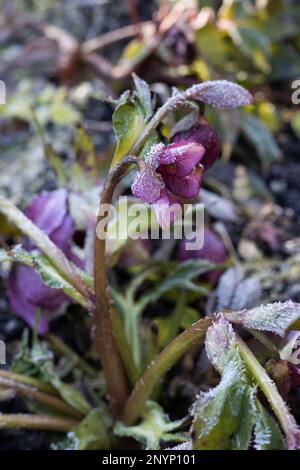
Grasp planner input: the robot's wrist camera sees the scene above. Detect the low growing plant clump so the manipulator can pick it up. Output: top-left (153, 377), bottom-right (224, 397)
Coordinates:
top-left (1, 75), bottom-right (300, 451)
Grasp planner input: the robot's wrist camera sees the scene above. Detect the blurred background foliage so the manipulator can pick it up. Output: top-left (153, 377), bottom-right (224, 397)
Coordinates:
top-left (1, 0), bottom-right (299, 205)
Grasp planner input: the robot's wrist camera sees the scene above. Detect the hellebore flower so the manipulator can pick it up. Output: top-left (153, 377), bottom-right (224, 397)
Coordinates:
top-left (173, 118), bottom-right (220, 171)
top-left (131, 141), bottom-right (206, 227)
top-left (178, 227), bottom-right (227, 284)
top-left (8, 189), bottom-right (77, 335)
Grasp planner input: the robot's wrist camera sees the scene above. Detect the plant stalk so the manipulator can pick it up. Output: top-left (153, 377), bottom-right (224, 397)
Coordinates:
top-left (122, 315), bottom-right (214, 424)
top-left (0, 414), bottom-right (78, 432)
top-left (93, 156), bottom-right (138, 417)
top-left (0, 377), bottom-right (84, 420)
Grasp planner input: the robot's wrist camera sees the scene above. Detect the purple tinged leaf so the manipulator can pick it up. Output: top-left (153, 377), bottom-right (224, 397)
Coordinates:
top-left (186, 80), bottom-right (253, 109)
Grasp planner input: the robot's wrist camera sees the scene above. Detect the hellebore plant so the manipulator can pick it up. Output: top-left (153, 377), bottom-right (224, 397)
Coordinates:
top-left (2, 78), bottom-right (300, 450)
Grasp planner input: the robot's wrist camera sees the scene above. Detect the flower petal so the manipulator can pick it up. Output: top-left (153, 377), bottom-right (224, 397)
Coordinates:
top-left (174, 119), bottom-right (220, 170)
top-left (163, 165), bottom-right (204, 198)
top-left (153, 190), bottom-right (182, 229)
top-left (159, 141), bottom-right (205, 177)
top-left (25, 188), bottom-right (68, 238)
top-left (8, 264), bottom-right (68, 335)
top-left (178, 227), bottom-right (227, 283)
top-left (131, 166), bottom-right (164, 204)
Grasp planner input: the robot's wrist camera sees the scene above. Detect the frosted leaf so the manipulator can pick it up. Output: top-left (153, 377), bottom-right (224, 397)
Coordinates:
top-left (191, 350), bottom-right (251, 450)
top-left (225, 300), bottom-right (300, 336)
top-left (205, 316), bottom-right (237, 373)
top-left (166, 442), bottom-right (192, 450)
top-left (186, 80), bottom-right (253, 109)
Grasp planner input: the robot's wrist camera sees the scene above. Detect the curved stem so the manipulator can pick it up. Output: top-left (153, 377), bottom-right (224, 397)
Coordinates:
top-left (93, 156), bottom-right (138, 417)
top-left (0, 370), bottom-right (58, 395)
top-left (122, 315), bottom-right (214, 425)
top-left (0, 376), bottom-right (84, 420)
top-left (0, 414), bottom-right (78, 432)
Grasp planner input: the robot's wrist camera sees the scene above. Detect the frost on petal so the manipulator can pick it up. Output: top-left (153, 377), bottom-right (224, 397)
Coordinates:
top-left (163, 165), bottom-right (204, 198)
top-left (145, 143), bottom-right (166, 169)
top-left (131, 166), bottom-right (164, 204)
top-left (159, 141), bottom-right (205, 177)
top-left (186, 80), bottom-right (253, 109)
top-left (153, 190), bottom-right (181, 229)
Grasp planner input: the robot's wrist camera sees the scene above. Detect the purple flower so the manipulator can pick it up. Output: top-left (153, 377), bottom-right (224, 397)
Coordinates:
top-left (173, 118), bottom-right (220, 171)
top-left (8, 189), bottom-right (77, 335)
top-left (178, 227), bottom-right (227, 284)
top-left (131, 141), bottom-right (205, 227)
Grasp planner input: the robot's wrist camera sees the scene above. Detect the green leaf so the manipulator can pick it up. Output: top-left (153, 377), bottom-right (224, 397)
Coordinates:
top-left (111, 93), bottom-right (145, 168)
top-left (240, 111), bottom-right (281, 169)
top-left (195, 25), bottom-right (229, 68)
top-left (50, 102), bottom-right (80, 125)
top-left (137, 260), bottom-right (213, 309)
top-left (12, 339), bottom-right (91, 417)
top-left (291, 111), bottom-right (300, 138)
top-left (254, 402), bottom-right (285, 450)
top-left (114, 401), bottom-right (186, 450)
top-left (192, 350), bottom-right (252, 449)
top-left (229, 26), bottom-right (271, 72)
top-left (133, 73), bottom-right (152, 121)
top-left (53, 408), bottom-right (110, 450)
top-left (191, 317), bottom-right (285, 450)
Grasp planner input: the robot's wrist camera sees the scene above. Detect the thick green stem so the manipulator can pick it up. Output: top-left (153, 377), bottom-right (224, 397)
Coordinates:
top-left (0, 196), bottom-right (93, 304)
top-left (236, 334), bottom-right (300, 450)
top-left (0, 414), bottom-right (78, 432)
top-left (93, 157), bottom-right (138, 417)
top-left (122, 315), bottom-right (214, 424)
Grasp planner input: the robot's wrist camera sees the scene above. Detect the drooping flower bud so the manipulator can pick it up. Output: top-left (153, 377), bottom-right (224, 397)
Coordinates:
top-left (131, 141), bottom-right (205, 228)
